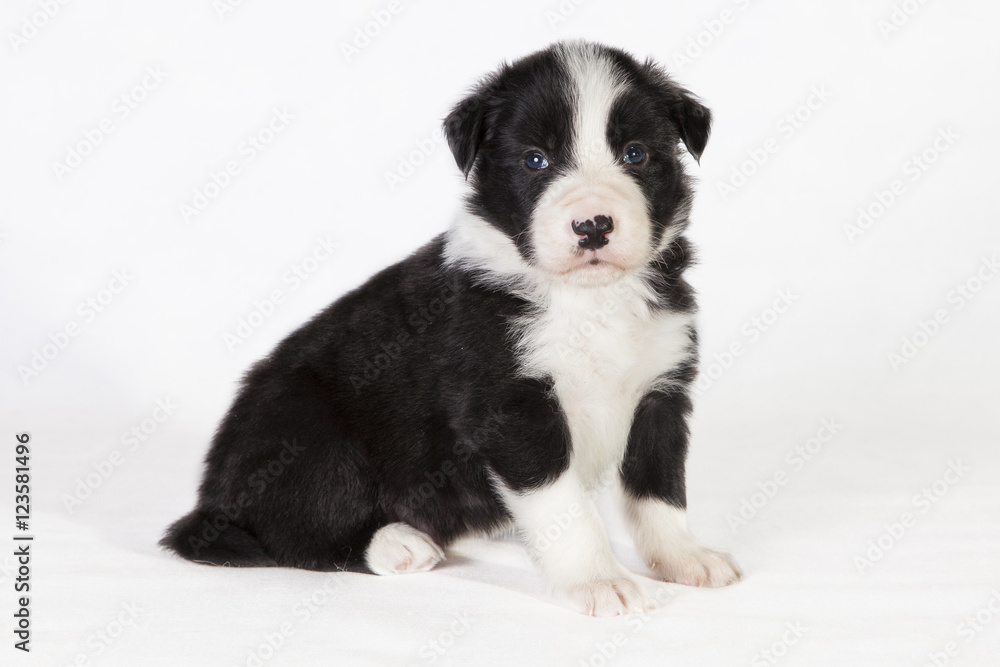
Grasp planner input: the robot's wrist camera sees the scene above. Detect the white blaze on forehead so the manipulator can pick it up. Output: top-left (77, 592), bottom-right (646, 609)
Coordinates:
top-left (529, 43), bottom-right (652, 280)
top-left (558, 42), bottom-right (627, 171)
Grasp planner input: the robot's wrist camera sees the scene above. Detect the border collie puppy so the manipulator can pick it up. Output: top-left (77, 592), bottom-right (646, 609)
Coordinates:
top-left (162, 40), bottom-right (740, 616)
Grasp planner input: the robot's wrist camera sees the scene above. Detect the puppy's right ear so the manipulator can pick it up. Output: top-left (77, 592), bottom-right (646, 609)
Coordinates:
top-left (444, 90), bottom-right (488, 179)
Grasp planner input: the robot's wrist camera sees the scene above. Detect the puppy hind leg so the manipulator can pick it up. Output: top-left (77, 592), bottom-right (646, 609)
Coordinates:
top-left (365, 522), bottom-right (446, 575)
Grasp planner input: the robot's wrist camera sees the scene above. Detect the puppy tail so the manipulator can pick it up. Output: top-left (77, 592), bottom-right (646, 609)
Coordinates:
top-left (159, 509), bottom-right (278, 567)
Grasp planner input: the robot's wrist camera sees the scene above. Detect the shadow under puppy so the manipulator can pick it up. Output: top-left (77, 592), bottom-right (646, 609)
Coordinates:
top-left (162, 40), bottom-right (740, 616)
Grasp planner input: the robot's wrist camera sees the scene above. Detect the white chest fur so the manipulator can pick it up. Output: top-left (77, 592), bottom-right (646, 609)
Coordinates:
top-left (515, 276), bottom-right (695, 490)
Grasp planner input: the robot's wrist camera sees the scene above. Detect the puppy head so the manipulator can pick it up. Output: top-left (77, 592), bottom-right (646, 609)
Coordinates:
top-left (444, 40), bottom-right (710, 286)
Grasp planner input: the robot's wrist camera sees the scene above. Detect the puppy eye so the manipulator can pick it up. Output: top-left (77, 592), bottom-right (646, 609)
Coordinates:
top-left (524, 152), bottom-right (549, 170)
top-left (623, 145), bottom-right (646, 165)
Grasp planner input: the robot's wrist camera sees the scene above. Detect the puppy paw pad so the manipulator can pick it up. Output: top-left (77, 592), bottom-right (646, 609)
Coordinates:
top-left (565, 577), bottom-right (649, 617)
top-left (654, 547), bottom-right (741, 588)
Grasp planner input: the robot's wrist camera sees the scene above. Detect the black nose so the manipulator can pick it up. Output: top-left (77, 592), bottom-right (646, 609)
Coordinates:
top-left (571, 215), bottom-right (613, 250)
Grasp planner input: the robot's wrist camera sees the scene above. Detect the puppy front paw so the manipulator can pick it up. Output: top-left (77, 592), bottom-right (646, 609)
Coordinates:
top-left (560, 575), bottom-right (650, 617)
top-left (650, 545), bottom-right (741, 587)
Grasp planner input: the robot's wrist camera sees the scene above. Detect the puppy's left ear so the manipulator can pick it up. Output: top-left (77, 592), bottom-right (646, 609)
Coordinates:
top-left (647, 61), bottom-right (712, 164)
top-left (670, 88), bottom-right (712, 164)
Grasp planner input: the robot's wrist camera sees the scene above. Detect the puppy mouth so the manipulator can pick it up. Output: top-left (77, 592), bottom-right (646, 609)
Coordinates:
top-left (567, 247), bottom-right (627, 272)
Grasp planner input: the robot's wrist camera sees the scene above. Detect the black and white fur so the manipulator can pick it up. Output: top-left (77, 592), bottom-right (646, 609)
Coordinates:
top-left (162, 40), bottom-right (740, 616)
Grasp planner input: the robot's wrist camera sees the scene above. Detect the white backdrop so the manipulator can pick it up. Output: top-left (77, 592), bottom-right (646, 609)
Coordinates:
top-left (2, 0), bottom-right (999, 665)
